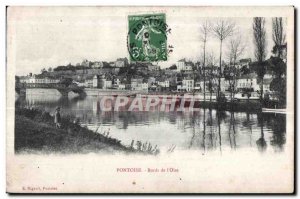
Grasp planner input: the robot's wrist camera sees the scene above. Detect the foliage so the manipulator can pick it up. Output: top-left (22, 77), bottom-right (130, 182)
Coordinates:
top-left (40, 68), bottom-right (48, 75)
top-left (268, 56), bottom-right (286, 77)
top-left (54, 65), bottom-right (76, 72)
top-left (102, 62), bottom-right (111, 68)
top-left (250, 60), bottom-right (268, 80)
top-left (217, 92), bottom-right (227, 103)
top-left (169, 64), bottom-right (177, 70)
top-left (270, 77), bottom-right (286, 105)
top-left (253, 17), bottom-right (267, 63)
top-left (240, 65), bottom-right (251, 75)
top-left (59, 78), bottom-right (73, 87)
top-left (272, 17), bottom-right (286, 57)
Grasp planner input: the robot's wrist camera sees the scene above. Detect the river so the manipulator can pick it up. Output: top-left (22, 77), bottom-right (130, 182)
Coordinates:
top-left (16, 89), bottom-right (286, 154)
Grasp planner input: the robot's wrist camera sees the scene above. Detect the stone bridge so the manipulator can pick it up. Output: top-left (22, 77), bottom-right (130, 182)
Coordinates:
top-left (15, 83), bottom-right (86, 97)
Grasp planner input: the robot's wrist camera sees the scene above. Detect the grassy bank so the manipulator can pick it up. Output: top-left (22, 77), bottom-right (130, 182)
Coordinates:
top-left (15, 107), bottom-right (158, 155)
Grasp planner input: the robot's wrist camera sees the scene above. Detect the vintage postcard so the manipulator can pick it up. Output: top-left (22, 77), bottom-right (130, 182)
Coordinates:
top-left (6, 6), bottom-right (295, 193)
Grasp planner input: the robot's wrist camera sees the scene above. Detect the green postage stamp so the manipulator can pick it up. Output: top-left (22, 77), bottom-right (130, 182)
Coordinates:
top-left (127, 13), bottom-right (168, 62)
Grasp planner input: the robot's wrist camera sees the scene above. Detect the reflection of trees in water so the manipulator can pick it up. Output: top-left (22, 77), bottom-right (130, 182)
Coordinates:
top-left (256, 113), bottom-right (267, 152)
top-left (16, 95), bottom-right (84, 113)
top-left (19, 94), bottom-right (287, 152)
top-left (206, 109), bottom-right (217, 151)
top-left (242, 113), bottom-right (254, 147)
top-left (264, 113), bottom-right (286, 151)
top-left (202, 108), bottom-right (206, 153)
top-left (228, 112), bottom-right (237, 150)
top-left (216, 110), bottom-right (228, 153)
top-left (255, 113), bottom-right (286, 152)
top-left (188, 109), bottom-right (223, 153)
top-left (188, 111), bottom-right (202, 150)
top-left (187, 110), bottom-right (286, 153)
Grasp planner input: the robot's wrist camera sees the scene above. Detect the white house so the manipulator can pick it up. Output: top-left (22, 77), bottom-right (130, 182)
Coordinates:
top-left (85, 78), bottom-right (93, 88)
top-left (183, 65), bottom-right (193, 71)
top-left (220, 78), bottom-right (231, 92)
top-left (22, 75), bottom-right (60, 84)
top-left (176, 59), bottom-right (186, 71)
top-left (263, 78), bottom-right (272, 93)
top-left (195, 80), bottom-right (210, 92)
top-left (103, 80), bottom-right (112, 89)
top-left (115, 58), bottom-right (128, 68)
top-left (118, 84), bottom-right (126, 90)
top-left (92, 61), bottom-right (103, 68)
top-left (236, 73), bottom-right (260, 92)
top-left (157, 80), bottom-right (170, 88)
top-left (178, 79), bottom-right (194, 92)
top-left (82, 59), bottom-right (91, 67)
top-left (90, 75), bottom-right (112, 89)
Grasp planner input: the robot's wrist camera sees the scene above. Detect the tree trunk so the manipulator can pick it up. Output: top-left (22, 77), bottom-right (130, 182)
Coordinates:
top-left (217, 40), bottom-right (223, 99)
top-left (260, 77), bottom-right (264, 102)
top-left (203, 108), bottom-right (206, 152)
top-left (203, 40), bottom-right (206, 103)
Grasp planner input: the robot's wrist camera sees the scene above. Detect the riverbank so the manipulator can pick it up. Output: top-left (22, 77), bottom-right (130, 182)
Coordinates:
top-left (196, 101), bottom-right (262, 112)
top-left (15, 107), bottom-right (158, 155)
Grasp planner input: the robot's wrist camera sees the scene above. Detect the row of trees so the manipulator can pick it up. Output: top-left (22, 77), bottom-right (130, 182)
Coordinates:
top-left (200, 19), bottom-right (242, 102)
top-left (199, 17), bottom-right (286, 106)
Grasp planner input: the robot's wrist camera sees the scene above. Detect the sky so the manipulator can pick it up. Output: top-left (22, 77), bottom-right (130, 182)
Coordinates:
top-left (7, 7), bottom-right (285, 76)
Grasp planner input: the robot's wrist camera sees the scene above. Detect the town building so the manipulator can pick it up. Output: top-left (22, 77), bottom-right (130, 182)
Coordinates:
top-left (220, 78), bottom-right (231, 92)
top-left (176, 59), bottom-right (194, 72)
top-left (157, 80), bottom-right (170, 88)
top-left (148, 77), bottom-right (156, 86)
top-left (237, 58), bottom-right (251, 69)
top-left (182, 65), bottom-right (193, 71)
top-left (177, 78), bottom-right (194, 92)
top-left (148, 64), bottom-right (160, 71)
top-left (115, 58), bottom-right (128, 68)
top-left (195, 80), bottom-right (210, 92)
top-left (85, 78), bottom-right (93, 88)
top-left (81, 59), bottom-right (91, 67)
top-left (20, 75), bottom-right (60, 84)
top-left (88, 75), bottom-right (112, 89)
top-left (91, 61), bottom-right (103, 68)
top-left (93, 75), bottom-right (101, 88)
top-left (236, 73), bottom-right (260, 92)
top-left (131, 78), bottom-right (143, 90)
top-left (118, 84), bottom-right (126, 90)
top-left (130, 78), bottom-right (148, 91)
top-left (176, 59), bottom-right (186, 71)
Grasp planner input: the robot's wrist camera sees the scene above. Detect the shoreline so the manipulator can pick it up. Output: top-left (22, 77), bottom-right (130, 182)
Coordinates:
top-left (15, 107), bottom-right (159, 155)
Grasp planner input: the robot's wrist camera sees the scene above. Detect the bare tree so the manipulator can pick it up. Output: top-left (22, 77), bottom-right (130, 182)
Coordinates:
top-left (212, 20), bottom-right (235, 99)
top-left (206, 52), bottom-right (217, 102)
top-left (200, 20), bottom-right (211, 102)
top-left (228, 35), bottom-right (245, 67)
top-left (272, 17), bottom-right (286, 58)
top-left (226, 34), bottom-right (245, 102)
top-left (253, 17), bottom-right (267, 101)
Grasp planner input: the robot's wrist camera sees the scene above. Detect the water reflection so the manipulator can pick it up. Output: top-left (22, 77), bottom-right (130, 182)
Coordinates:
top-left (16, 91), bottom-right (286, 153)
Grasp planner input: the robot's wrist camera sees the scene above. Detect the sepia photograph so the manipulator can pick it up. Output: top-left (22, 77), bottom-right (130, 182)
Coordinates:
top-left (6, 6), bottom-right (295, 193)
